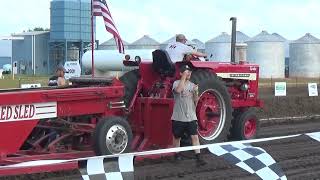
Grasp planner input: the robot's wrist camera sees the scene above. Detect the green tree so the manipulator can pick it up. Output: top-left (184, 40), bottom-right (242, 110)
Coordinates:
top-left (26, 27), bottom-right (50, 32)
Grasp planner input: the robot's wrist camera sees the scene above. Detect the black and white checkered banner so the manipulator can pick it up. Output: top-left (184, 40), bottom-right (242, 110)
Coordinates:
top-left (208, 143), bottom-right (286, 180)
top-left (2, 132), bottom-right (320, 180)
top-left (79, 155), bottom-right (134, 180)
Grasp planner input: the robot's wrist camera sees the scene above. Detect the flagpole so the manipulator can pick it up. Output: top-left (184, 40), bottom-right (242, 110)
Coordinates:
top-left (91, 0), bottom-right (95, 78)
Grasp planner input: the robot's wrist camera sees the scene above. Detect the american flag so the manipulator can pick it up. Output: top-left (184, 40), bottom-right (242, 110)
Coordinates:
top-left (92, 0), bottom-right (125, 53)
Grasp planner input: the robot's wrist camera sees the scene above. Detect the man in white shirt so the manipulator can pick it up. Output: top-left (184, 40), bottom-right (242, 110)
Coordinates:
top-left (166, 34), bottom-right (207, 62)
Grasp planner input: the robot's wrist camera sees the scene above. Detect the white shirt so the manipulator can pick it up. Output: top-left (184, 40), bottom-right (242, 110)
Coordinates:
top-left (165, 42), bottom-right (194, 62)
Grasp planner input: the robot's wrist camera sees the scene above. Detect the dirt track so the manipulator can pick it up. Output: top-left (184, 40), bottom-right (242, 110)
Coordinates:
top-left (4, 116), bottom-right (318, 180)
top-left (133, 133), bottom-right (320, 180)
top-left (2, 86), bottom-right (320, 180)
top-left (132, 118), bottom-right (320, 180)
top-left (257, 86), bottom-right (320, 118)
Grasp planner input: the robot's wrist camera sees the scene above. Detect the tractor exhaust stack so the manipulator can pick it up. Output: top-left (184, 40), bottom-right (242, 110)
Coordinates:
top-left (230, 17), bottom-right (237, 64)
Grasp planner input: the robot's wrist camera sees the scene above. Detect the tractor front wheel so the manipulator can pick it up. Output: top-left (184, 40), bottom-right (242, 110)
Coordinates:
top-left (231, 109), bottom-right (259, 140)
top-left (93, 116), bottom-right (133, 155)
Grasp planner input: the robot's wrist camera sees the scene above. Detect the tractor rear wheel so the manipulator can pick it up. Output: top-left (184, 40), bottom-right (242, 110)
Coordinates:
top-left (190, 70), bottom-right (232, 144)
top-left (231, 109), bottom-right (258, 140)
top-left (119, 69), bottom-right (139, 107)
top-left (93, 116), bottom-right (133, 155)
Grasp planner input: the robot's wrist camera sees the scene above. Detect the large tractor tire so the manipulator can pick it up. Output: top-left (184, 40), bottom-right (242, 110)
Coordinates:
top-left (93, 116), bottom-right (133, 155)
top-left (119, 69), bottom-right (140, 107)
top-left (231, 109), bottom-right (259, 140)
top-left (190, 70), bottom-right (233, 144)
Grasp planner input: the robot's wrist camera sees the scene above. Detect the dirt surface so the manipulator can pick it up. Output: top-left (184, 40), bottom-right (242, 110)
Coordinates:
top-left (133, 135), bottom-right (320, 180)
top-left (2, 86), bottom-right (320, 180)
top-left (131, 119), bottom-right (320, 180)
top-left (3, 117), bottom-right (320, 180)
top-left (258, 117), bottom-right (320, 138)
top-left (257, 86), bottom-right (320, 118)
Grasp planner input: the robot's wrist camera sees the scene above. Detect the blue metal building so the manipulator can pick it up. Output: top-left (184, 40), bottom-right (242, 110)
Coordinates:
top-left (49, 0), bottom-right (93, 74)
top-left (0, 39), bottom-right (12, 69)
top-left (11, 32), bottom-right (50, 75)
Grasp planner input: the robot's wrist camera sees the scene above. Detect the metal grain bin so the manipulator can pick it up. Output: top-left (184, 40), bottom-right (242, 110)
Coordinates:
top-left (192, 39), bottom-right (205, 53)
top-left (129, 35), bottom-right (160, 49)
top-left (289, 33), bottom-right (320, 78)
top-left (205, 32), bottom-right (231, 61)
top-left (246, 31), bottom-right (285, 78)
top-left (205, 31), bottom-right (250, 62)
top-left (98, 38), bottom-right (129, 50)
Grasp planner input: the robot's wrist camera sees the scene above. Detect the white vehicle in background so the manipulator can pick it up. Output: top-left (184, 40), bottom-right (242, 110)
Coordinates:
top-left (64, 60), bottom-right (81, 80)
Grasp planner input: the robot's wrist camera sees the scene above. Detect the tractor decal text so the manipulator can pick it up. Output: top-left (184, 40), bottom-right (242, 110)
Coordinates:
top-left (216, 73), bottom-right (257, 80)
top-left (0, 102), bottom-right (57, 122)
top-left (229, 74), bottom-right (250, 78)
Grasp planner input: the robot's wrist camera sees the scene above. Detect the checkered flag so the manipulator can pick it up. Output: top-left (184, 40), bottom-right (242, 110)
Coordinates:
top-left (79, 154), bottom-right (134, 180)
top-left (208, 143), bottom-right (287, 180)
top-left (306, 132), bottom-right (320, 142)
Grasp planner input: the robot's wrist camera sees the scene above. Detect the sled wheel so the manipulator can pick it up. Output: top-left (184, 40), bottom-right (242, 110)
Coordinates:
top-left (93, 116), bottom-right (133, 155)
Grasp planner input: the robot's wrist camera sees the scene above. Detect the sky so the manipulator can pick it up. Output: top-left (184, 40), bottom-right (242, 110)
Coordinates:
top-left (0, 0), bottom-right (320, 43)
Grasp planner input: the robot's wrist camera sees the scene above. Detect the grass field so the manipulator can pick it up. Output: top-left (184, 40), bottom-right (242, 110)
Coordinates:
top-left (0, 74), bottom-right (50, 89)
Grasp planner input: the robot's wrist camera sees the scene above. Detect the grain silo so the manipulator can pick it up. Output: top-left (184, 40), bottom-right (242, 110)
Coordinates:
top-left (272, 33), bottom-right (289, 58)
top-left (205, 32), bottom-right (231, 61)
top-left (50, 0), bottom-right (92, 73)
top-left (246, 31), bottom-right (285, 78)
top-left (129, 35), bottom-right (160, 49)
top-left (160, 36), bottom-right (196, 50)
top-left (205, 31), bottom-right (250, 62)
top-left (192, 39), bottom-right (205, 53)
top-left (272, 33), bottom-right (290, 77)
top-left (289, 33), bottom-right (320, 78)
top-left (236, 31), bottom-right (250, 43)
top-left (98, 38), bottom-right (129, 50)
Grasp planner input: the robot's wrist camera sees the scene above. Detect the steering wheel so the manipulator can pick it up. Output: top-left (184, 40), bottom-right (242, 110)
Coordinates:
top-left (184, 54), bottom-right (201, 61)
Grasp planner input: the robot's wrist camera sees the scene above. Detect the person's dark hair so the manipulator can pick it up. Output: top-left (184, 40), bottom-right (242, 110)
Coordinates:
top-left (179, 65), bottom-right (192, 73)
top-left (56, 65), bottom-right (66, 73)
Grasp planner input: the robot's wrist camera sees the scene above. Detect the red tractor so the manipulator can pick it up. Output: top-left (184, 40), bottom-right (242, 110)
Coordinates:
top-left (0, 18), bottom-right (262, 175)
top-left (119, 51), bottom-right (262, 153)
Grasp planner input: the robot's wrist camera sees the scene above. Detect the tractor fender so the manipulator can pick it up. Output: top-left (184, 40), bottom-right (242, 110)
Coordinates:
top-left (176, 61), bottom-right (218, 77)
top-left (188, 61), bottom-right (220, 70)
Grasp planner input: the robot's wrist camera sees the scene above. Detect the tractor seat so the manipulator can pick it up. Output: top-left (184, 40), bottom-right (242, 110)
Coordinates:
top-left (152, 49), bottom-right (175, 77)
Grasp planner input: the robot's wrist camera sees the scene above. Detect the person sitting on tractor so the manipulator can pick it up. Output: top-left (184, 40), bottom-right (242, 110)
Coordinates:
top-left (171, 65), bottom-right (206, 166)
top-left (166, 34), bottom-right (207, 62)
top-left (48, 65), bottom-right (66, 86)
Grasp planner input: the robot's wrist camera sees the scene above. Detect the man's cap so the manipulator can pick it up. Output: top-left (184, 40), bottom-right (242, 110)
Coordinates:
top-left (179, 65), bottom-right (192, 73)
top-left (56, 65), bottom-right (66, 72)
